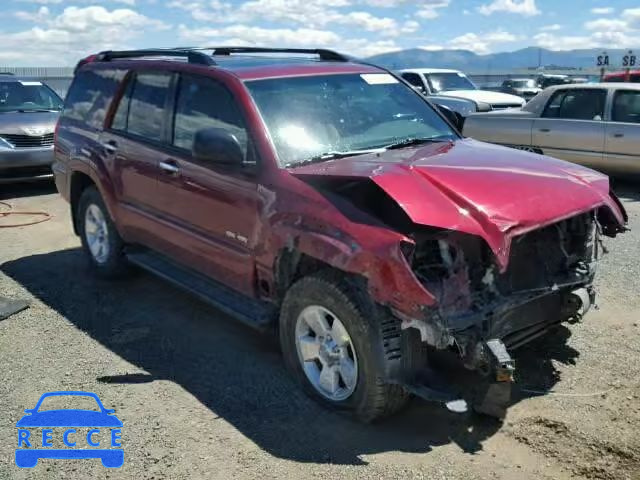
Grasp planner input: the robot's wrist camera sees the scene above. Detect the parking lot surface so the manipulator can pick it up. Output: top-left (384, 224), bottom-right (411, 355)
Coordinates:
top-left (1, 182), bottom-right (639, 480)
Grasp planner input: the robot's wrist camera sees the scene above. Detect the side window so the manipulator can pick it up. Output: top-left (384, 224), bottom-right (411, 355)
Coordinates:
top-left (542, 90), bottom-right (566, 118)
top-left (62, 68), bottom-right (126, 128)
top-left (543, 89), bottom-right (606, 120)
top-left (172, 75), bottom-right (247, 158)
top-left (612, 90), bottom-right (640, 124)
top-left (402, 73), bottom-right (424, 89)
top-left (111, 72), bottom-right (172, 143)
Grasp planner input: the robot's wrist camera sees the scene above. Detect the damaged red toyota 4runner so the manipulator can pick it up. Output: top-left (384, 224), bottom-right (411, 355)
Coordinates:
top-left (53, 48), bottom-right (627, 420)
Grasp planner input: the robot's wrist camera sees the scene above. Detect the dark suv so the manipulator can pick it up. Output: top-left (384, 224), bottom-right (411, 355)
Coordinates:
top-left (54, 48), bottom-right (626, 421)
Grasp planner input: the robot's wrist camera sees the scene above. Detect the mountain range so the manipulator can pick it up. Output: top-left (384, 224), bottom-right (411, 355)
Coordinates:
top-left (366, 47), bottom-right (636, 73)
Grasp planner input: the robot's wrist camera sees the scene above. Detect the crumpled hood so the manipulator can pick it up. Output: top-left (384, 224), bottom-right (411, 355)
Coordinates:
top-left (438, 89), bottom-right (525, 106)
top-left (290, 138), bottom-right (626, 270)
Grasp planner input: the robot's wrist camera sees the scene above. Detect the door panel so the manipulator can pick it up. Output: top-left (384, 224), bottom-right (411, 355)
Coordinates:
top-left (604, 89), bottom-right (640, 173)
top-left (105, 71), bottom-right (174, 246)
top-left (532, 118), bottom-right (605, 168)
top-left (156, 158), bottom-right (259, 295)
top-left (155, 73), bottom-right (259, 296)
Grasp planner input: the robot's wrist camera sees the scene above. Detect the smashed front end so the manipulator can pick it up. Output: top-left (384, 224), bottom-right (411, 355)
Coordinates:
top-left (398, 210), bottom-right (615, 416)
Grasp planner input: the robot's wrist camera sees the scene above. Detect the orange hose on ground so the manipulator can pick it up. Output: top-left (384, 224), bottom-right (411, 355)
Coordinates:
top-left (0, 201), bottom-right (51, 228)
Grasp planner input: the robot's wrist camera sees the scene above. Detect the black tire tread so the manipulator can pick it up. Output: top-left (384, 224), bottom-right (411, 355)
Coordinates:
top-left (280, 270), bottom-right (410, 422)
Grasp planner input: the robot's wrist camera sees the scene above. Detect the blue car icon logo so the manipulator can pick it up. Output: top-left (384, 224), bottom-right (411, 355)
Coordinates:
top-left (16, 391), bottom-right (123, 468)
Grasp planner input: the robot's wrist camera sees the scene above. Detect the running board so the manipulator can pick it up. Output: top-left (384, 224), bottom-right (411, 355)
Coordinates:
top-left (127, 250), bottom-right (276, 330)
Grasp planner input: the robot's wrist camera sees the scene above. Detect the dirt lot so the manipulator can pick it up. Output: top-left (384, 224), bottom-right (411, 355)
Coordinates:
top-left (0, 181), bottom-right (639, 480)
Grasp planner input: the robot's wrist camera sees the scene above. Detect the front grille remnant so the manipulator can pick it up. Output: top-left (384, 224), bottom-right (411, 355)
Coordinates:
top-left (0, 133), bottom-right (54, 148)
top-left (410, 211), bottom-right (597, 317)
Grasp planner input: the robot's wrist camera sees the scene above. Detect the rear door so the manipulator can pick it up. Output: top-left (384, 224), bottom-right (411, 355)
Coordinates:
top-left (154, 73), bottom-right (260, 295)
top-left (605, 89), bottom-right (640, 173)
top-left (102, 70), bottom-right (175, 247)
top-left (532, 88), bottom-right (607, 169)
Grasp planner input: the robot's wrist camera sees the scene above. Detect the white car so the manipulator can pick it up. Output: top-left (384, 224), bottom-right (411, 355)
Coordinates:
top-left (400, 68), bottom-right (525, 110)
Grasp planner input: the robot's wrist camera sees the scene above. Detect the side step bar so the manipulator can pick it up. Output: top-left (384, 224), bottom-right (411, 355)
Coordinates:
top-left (127, 250), bottom-right (276, 330)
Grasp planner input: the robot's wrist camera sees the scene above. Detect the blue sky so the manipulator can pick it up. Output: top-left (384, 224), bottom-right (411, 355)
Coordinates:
top-left (2, 0), bottom-right (639, 65)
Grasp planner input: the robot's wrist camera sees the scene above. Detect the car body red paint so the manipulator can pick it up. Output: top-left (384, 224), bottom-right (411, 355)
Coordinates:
top-left (53, 50), bottom-right (627, 418)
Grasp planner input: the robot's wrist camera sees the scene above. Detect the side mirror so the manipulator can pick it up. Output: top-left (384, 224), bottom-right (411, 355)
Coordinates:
top-left (192, 127), bottom-right (244, 166)
top-left (435, 104), bottom-right (464, 132)
top-left (410, 85), bottom-right (427, 96)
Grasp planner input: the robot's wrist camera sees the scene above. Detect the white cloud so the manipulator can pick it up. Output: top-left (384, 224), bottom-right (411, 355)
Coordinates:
top-left (449, 30), bottom-right (521, 54)
top-left (178, 24), bottom-right (341, 45)
top-left (177, 23), bottom-right (400, 57)
top-left (540, 24), bottom-right (562, 31)
top-left (14, 6), bottom-right (51, 22)
top-left (590, 7), bottom-right (614, 15)
top-left (416, 0), bottom-right (450, 19)
top-left (584, 18), bottom-right (629, 32)
top-left (1, 6), bottom-right (169, 65)
top-left (533, 33), bottom-right (592, 50)
top-left (170, 0), bottom-right (414, 37)
top-left (478, 0), bottom-right (540, 17)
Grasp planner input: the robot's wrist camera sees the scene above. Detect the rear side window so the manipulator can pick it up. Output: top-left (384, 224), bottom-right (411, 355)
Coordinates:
top-left (62, 68), bottom-right (126, 128)
top-left (542, 89), bottom-right (607, 120)
top-left (612, 90), bottom-right (640, 123)
top-left (111, 72), bottom-right (172, 143)
top-left (172, 74), bottom-right (247, 157)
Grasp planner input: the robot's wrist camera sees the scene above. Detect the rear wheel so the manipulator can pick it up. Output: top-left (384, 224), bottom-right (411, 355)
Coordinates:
top-left (77, 186), bottom-right (129, 278)
top-left (279, 272), bottom-right (410, 422)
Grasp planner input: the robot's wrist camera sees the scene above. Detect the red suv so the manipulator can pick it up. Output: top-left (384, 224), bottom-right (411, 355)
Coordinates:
top-left (53, 47), bottom-right (627, 421)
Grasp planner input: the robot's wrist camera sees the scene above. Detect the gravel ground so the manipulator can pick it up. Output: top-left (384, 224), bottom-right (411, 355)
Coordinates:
top-left (0, 181), bottom-right (639, 480)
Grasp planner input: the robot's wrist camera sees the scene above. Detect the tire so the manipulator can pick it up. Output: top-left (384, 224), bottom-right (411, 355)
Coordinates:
top-left (279, 271), bottom-right (410, 422)
top-left (77, 186), bottom-right (129, 278)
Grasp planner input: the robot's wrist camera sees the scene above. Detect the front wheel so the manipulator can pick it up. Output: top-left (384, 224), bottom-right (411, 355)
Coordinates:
top-left (77, 186), bottom-right (129, 278)
top-left (279, 272), bottom-right (409, 422)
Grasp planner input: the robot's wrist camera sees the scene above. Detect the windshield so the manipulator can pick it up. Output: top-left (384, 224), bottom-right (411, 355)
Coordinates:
top-left (246, 73), bottom-right (457, 167)
top-left (426, 72), bottom-right (476, 92)
top-left (0, 81), bottom-right (63, 113)
top-left (513, 80), bottom-right (537, 88)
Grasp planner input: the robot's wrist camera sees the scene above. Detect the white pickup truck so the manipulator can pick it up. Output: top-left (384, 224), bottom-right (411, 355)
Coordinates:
top-left (400, 68), bottom-right (525, 111)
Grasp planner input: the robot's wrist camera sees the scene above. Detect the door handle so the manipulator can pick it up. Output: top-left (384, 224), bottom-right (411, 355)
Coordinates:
top-left (159, 160), bottom-right (179, 175)
top-left (613, 133), bottom-right (624, 138)
top-left (538, 128), bottom-right (551, 133)
top-left (101, 140), bottom-right (118, 154)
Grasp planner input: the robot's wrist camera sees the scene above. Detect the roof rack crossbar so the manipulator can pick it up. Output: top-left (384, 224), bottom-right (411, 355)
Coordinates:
top-left (95, 49), bottom-right (217, 66)
top-left (204, 47), bottom-right (351, 62)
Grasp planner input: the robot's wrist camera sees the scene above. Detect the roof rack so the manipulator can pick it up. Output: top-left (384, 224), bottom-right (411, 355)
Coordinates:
top-left (204, 47), bottom-right (351, 62)
top-left (94, 49), bottom-right (217, 66)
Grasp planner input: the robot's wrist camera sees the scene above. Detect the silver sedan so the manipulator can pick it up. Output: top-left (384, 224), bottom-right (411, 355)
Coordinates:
top-left (463, 83), bottom-right (640, 174)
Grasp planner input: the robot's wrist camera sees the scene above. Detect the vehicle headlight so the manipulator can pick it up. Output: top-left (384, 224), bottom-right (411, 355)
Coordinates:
top-left (475, 101), bottom-right (492, 112)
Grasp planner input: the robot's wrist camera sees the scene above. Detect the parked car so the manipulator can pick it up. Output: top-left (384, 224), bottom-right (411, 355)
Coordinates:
top-left (54, 48), bottom-right (626, 421)
top-left (500, 78), bottom-right (541, 102)
top-left (400, 68), bottom-right (525, 110)
top-left (0, 74), bottom-right (62, 183)
top-left (463, 83), bottom-right (640, 174)
top-left (537, 74), bottom-right (572, 89)
top-left (604, 70), bottom-right (640, 83)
